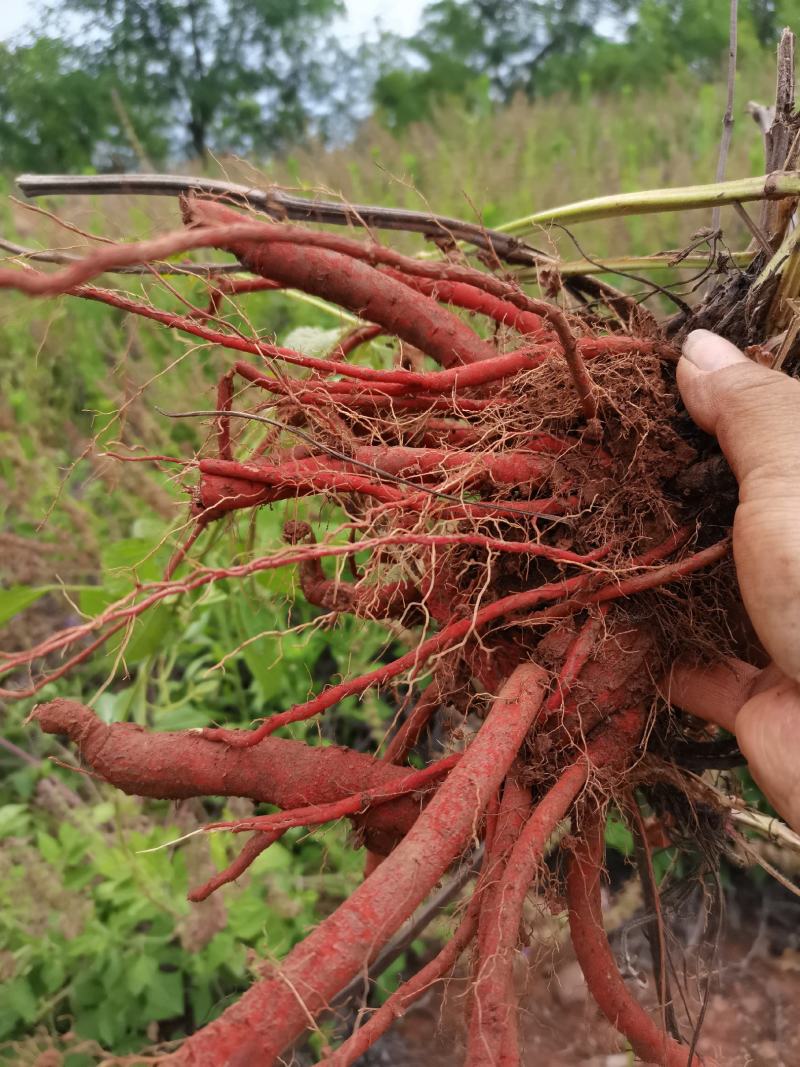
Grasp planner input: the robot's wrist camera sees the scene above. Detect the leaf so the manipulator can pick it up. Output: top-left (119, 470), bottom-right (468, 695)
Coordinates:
top-left (0, 585), bottom-right (49, 626)
top-left (189, 981), bottom-right (214, 1027)
top-left (250, 840), bottom-right (293, 873)
top-left (228, 895), bottom-right (268, 941)
top-left (132, 516), bottom-right (170, 541)
top-left (145, 969), bottom-right (185, 1021)
top-left (255, 564), bottom-right (296, 598)
top-left (2, 978), bottom-right (37, 1025)
top-left (604, 815), bottom-right (634, 857)
top-left (154, 705), bottom-right (214, 731)
top-left (36, 830), bottom-right (61, 866)
top-left (95, 686), bottom-right (137, 725)
top-left (97, 1002), bottom-right (122, 1048)
top-left (128, 954), bottom-right (158, 997)
top-left (200, 932), bottom-right (242, 976)
top-left (282, 325), bottom-right (343, 358)
top-left (233, 597), bottom-right (284, 700)
top-left (101, 537), bottom-right (164, 578)
top-left (89, 802), bottom-right (115, 825)
top-left (79, 585), bottom-right (115, 617)
top-left (0, 803), bottom-right (30, 839)
top-left (102, 602), bottom-right (177, 667)
top-left (652, 847), bottom-right (677, 885)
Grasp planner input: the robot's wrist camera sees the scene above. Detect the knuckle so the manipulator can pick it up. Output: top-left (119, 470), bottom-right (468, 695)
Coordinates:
top-left (720, 365), bottom-right (800, 420)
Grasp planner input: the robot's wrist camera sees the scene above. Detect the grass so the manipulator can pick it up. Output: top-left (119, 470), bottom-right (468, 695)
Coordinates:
top-left (258, 61), bottom-right (774, 258)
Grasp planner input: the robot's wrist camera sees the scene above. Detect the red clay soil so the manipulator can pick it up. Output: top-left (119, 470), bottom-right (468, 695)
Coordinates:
top-left (375, 890), bottom-right (800, 1067)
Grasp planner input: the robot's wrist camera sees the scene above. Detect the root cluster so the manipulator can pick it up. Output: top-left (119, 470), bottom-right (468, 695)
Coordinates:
top-left (2, 188), bottom-right (754, 1067)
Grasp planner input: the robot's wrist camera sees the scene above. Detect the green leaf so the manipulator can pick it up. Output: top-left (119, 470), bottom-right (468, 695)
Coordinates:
top-left (604, 815), bottom-right (634, 857)
top-left (228, 895), bottom-right (268, 941)
top-left (200, 932), bottom-right (241, 976)
top-left (0, 803), bottom-right (31, 839)
top-left (102, 603), bottom-right (177, 667)
top-left (41, 955), bottom-right (66, 994)
top-left (36, 830), bottom-right (62, 866)
top-left (154, 705), bottom-right (214, 731)
top-left (89, 802), bottom-right (115, 825)
top-left (128, 954), bottom-right (158, 997)
top-left (145, 969), bottom-right (185, 1021)
top-left (79, 584), bottom-right (114, 617)
top-left (233, 597), bottom-right (284, 700)
top-left (250, 840), bottom-right (292, 872)
top-left (652, 847), bottom-right (677, 885)
top-left (189, 981), bottom-right (214, 1027)
top-left (0, 585), bottom-right (49, 625)
top-left (97, 1002), bottom-right (121, 1048)
top-left (282, 325), bottom-right (343, 358)
top-left (101, 537), bottom-right (163, 578)
top-left (255, 564), bottom-right (296, 598)
top-left (95, 686), bottom-right (137, 725)
top-left (2, 977), bottom-right (37, 1025)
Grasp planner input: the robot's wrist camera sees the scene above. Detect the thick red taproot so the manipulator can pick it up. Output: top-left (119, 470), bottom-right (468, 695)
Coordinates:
top-left (379, 268), bottom-right (550, 339)
top-left (30, 700), bottom-right (423, 851)
top-left (182, 198), bottom-right (498, 369)
top-left (166, 661), bottom-right (548, 1066)
top-left (466, 706), bottom-right (643, 1066)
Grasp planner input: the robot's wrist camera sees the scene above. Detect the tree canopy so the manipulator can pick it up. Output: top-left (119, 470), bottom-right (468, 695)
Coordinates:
top-left (372, 0), bottom-right (793, 129)
top-left (1, 0), bottom-right (345, 169)
top-left (0, 0), bottom-right (793, 169)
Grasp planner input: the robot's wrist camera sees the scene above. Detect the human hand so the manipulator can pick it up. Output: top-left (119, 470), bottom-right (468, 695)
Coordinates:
top-left (666, 329), bottom-right (800, 830)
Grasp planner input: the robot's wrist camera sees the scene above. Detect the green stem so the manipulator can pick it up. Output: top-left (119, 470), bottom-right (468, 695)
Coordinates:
top-left (498, 173), bottom-right (800, 233)
top-left (523, 251), bottom-right (755, 278)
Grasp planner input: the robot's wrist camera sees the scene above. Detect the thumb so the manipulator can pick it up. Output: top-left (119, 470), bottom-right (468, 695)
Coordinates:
top-left (677, 330), bottom-right (800, 682)
top-left (735, 678), bottom-right (800, 832)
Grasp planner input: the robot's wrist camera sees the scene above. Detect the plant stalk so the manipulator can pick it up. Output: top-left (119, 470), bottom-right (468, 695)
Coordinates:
top-left (498, 172), bottom-right (800, 233)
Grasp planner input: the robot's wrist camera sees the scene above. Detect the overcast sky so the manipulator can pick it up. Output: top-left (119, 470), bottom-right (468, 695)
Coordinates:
top-left (0, 0), bottom-right (426, 43)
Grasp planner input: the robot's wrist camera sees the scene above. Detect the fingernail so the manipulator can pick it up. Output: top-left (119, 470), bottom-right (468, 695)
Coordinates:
top-left (682, 329), bottom-right (750, 372)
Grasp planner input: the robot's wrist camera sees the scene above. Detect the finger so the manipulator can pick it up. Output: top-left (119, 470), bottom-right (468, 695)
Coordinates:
top-left (660, 657), bottom-right (759, 732)
top-left (736, 677), bottom-right (800, 832)
top-left (677, 330), bottom-right (800, 682)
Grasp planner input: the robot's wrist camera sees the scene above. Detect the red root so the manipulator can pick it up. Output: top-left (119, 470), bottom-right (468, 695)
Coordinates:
top-left (466, 707), bottom-right (644, 1066)
top-left (566, 804), bottom-right (713, 1067)
top-left (182, 198), bottom-right (499, 369)
top-left (189, 830), bottom-right (280, 903)
top-left (327, 322), bottom-right (385, 358)
top-left (381, 680), bottom-right (442, 765)
top-left (198, 529), bottom-right (716, 749)
top-left (165, 663), bottom-right (548, 1065)
top-left (191, 276), bottom-right (282, 321)
top-left (318, 877), bottom-right (483, 1067)
top-left (208, 752), bottom-right (461, 836)
top-left (468, 767), bottom-right (533, 1065)
top-left (198, 569), bottom-right (597, 746)
top-left (29, 700), bottom-right (429, 853)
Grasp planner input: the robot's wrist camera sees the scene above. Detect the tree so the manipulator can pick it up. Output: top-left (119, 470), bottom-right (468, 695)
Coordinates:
top-left (372, 0), bottom-right (790, 130)
top-left (0, 37), bottom-right (158, 172)
top-left (0, 0), bottom-right (346, 168)
top-left (59, 0), bottom-right (346, 160)
top-left (372, 0), bottom-right (633, 128)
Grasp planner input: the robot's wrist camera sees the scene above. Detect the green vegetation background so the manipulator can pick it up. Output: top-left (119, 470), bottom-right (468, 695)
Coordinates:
top-left (0, 14), bottom-right (784, 1063)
